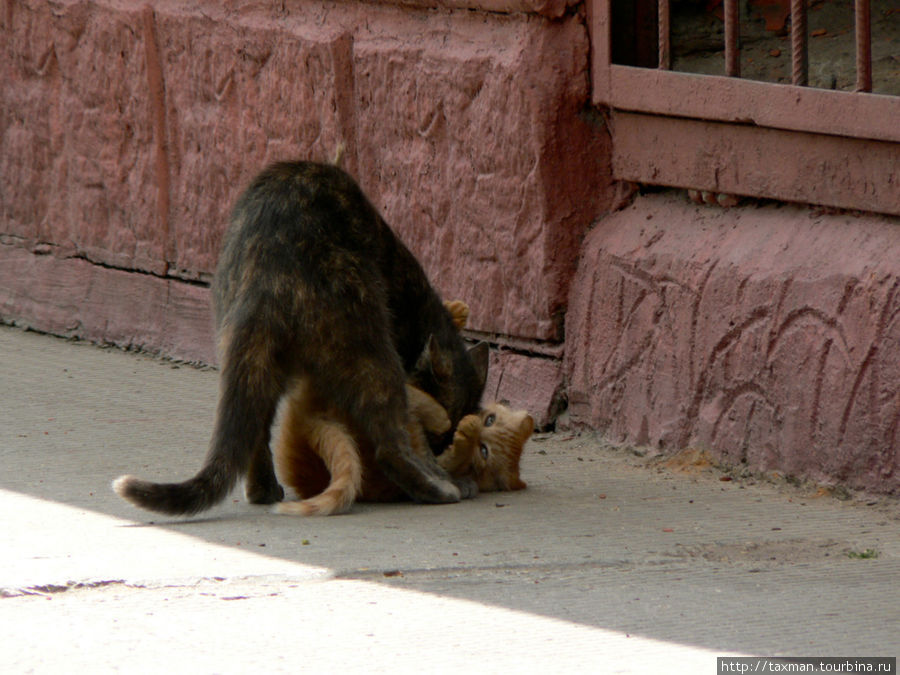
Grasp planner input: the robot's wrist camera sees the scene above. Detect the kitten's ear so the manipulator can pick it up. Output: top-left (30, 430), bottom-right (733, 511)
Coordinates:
top-left (468, 341), bottom-right (489, 389)
top-left (417, 334), bottom-right (453, 381)
top-left (444, 300), bottom-right (470, 329)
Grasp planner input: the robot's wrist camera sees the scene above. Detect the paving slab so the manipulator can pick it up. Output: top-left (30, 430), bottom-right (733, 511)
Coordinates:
top-left (1, 325), bottom-right (897, 673)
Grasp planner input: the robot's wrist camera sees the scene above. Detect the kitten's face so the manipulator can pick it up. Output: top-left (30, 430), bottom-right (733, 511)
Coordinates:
top-left (457, 403), bottom-right (533, 492)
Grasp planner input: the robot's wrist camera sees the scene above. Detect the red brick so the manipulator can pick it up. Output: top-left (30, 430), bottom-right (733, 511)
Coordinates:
top-left (1, 1), bottom-right (162, 272)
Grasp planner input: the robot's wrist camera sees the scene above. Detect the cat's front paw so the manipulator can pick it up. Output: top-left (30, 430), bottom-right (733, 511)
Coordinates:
top-left (376, 444), bottom-right (461, 504)
top-left (408, 475), bottom-right (460, 504)
top-left (453, 475), bottom-right (478, 500)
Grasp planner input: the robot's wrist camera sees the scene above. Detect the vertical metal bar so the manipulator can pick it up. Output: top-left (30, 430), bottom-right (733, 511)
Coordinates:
top-left (855, 0), bottom-right (872, 92)
top-left (791, 0), bottom-right (808, 86)
top-left (658, 0), bottom-right (670, 70)
top-left (724, 0), bottom-right (740, 77)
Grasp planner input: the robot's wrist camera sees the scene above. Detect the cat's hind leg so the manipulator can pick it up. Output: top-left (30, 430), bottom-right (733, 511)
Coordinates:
top-left (307, 332), bottom-right (460, 504)
top-left (114, 317), bottom-right (288, 514)
top-left (335, 357), bottom-right (461, 504)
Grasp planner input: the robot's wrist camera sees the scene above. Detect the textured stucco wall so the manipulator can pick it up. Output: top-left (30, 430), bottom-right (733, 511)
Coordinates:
top-left (1, 0), bottom-right (609, 427)
top-left (0, 0), bottom-right (609, 338)
top-left (566, 193), bottom-right (900, 493)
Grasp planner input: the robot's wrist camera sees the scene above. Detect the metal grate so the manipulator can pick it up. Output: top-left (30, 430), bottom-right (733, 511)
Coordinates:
top-left (654, 0), bottom-right (875, 92)
top-left (855, 0), bottom-right (872, 91)
top-left (791, 0), bottom-right (808, 85)
top-left (594, 0), bottom-right (900, 216)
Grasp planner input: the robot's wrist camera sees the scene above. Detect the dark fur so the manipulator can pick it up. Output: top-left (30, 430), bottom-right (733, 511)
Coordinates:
top-left (114, 161), bottom-right (488, 515)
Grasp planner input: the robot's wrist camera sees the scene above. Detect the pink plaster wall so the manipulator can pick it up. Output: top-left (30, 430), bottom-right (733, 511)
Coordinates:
top-left (566, 193), bottom-right (900, 493)
top-left (0, 246), bottom-right (214, 362)
top-left (1, 0), bottom-right (609, 341)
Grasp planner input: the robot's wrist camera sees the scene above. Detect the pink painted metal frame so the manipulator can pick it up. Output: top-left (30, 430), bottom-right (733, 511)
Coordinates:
top-left (588, 0), bottom-right (900, 216)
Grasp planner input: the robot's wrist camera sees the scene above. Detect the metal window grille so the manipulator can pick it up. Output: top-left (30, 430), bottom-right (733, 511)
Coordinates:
top-left (589, 0), bottom-right (900, 216)
top-left (653, 0), bottom-right (875, 91)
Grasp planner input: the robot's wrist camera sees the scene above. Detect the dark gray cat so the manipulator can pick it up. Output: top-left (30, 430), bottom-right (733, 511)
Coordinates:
top-left (114, 161), bottom-right (488, 516)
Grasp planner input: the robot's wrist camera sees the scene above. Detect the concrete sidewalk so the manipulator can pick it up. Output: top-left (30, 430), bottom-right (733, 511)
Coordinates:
top-left (1, 325), bottom-right (897, 673)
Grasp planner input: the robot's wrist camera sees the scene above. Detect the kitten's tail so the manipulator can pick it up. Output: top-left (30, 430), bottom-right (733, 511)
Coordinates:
top-left (276, 420), bottom-right (362, 517)
top-left (113, 324), bottom-right (286, 516)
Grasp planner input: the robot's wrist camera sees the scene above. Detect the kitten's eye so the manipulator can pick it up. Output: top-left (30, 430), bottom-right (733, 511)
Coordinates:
top-left (480, 443), bottom-right (489, 460)
top-left (484, 413), bottom-right (496, 427)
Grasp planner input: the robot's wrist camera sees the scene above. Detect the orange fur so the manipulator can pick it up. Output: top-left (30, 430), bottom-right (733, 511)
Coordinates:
top-left (274, 301), bottom-right (534, 515)
top-left (444, 300), bottom-right (470, 330)
top-left (276, 412), bottom-right (361, 516)
top-left (274, 382), bottom-right (449, 515)
top-left (274, 390), bottom-right (533, 515)
top-left (440, 402), bottom-right (533, 492)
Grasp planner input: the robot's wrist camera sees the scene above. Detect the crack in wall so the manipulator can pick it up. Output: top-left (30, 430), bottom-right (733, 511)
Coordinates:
top-left (141, 5), bottom-right (173, 272)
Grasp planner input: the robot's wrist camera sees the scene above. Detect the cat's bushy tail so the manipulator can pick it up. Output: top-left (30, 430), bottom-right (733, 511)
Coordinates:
top-left (112, 466), bottom-right (235, 517)
top-left (112, 324), bottom-right (286, 516)
top-left (276, 420), bottom-right (362, 517)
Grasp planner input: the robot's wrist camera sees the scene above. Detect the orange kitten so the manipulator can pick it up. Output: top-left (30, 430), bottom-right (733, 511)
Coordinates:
top-left (274, 382), bottom-right (452, 515)
top-left (274, 392), bottom-right (533, 515)
top-left (274, 301), bottom-right (533, 515)
top-left (439, 402), bottom-right (533, 492)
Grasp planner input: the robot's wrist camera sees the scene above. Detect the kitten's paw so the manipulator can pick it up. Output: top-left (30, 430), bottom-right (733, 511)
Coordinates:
top-left (436, 442), bottom-right (470, 475)
top-left (444, 300), bottom-right (470, 329)
top-left (245, 480), bottom-right (285, 505)
top-left (455, 414), bottom-right (481, 440)
top-left (450, 415), bottom-right (481, 458)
